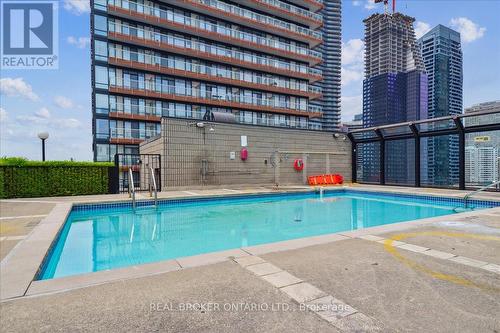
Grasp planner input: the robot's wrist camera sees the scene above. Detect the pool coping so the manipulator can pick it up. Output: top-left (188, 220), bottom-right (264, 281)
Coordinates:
top-left (1, 187), bottom-right (499, 301)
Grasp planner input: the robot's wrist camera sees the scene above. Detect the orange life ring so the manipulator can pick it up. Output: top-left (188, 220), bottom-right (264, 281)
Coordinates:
top-left (293, 159), bottom-right (304, 171)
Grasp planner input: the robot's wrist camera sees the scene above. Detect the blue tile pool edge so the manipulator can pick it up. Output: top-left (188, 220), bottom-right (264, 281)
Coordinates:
top-left (71, 188), bottom-right (500, 212)
top-left (35, 189), bottom-right (500, 281)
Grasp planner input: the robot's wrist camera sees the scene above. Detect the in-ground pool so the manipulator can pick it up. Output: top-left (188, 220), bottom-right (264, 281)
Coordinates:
top-left (39, 190), bottom-right (496, 280)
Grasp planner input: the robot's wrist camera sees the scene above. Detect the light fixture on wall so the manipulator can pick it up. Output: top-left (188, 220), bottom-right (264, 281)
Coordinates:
top-left (208, 126), bottom-right (215, 132)
top-left (196, 122), bottom-right (205, 128)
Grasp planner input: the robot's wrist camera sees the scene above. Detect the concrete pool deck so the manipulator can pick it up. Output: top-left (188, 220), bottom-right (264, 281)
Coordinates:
top-left (1, 185), bottom-right (499, 332)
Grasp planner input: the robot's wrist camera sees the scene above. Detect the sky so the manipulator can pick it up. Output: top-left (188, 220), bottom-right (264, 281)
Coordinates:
top-left (1, 0), bottom-right (499, 161)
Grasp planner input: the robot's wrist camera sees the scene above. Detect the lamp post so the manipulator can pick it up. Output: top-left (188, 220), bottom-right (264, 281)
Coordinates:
top-left (37, 132), bottom-right (49, 161)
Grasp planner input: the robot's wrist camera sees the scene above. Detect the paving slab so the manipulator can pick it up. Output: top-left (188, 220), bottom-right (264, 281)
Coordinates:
top-left (280, 282), bottom-right (326, 303)
top-left (233, 255), bottom-right (266, 267)
top-left (422, 249), bottom-right (457, 260)
top-left (1, 261), bottom-right (336, 333)
top-left (262, 238), bottom-right (500, 333)
top-left (0, 202), bottom-right (55, 217)
top-left (395, 243), bottom-right (430, 253)
top-left (261, 271), bottom-right (302, 288)
top-left (448, 256), bottom-right (488, 268)
top-left (245, 262), bottom-right (282, 276)
top-left (304, 295), bottom-right (357, 319)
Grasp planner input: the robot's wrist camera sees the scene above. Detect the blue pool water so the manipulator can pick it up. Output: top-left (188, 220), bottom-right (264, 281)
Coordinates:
top-left (39, 191), bottom-right (487, 280)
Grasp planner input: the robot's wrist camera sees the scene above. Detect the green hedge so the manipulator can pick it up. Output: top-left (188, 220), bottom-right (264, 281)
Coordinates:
top-left (0, 157), bottom-right (115, 198)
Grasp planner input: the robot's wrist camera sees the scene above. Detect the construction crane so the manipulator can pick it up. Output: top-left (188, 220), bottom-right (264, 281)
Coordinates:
top-left (375, 0), bottom-right (396, 13)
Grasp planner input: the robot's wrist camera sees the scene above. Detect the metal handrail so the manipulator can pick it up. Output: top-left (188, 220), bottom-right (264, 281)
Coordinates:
top-left (149, 166), bottom-right (158, 208)
top-left (128, 168), bottom-right (136, 210)
top-left (464, 180), bottom-right (500, 208)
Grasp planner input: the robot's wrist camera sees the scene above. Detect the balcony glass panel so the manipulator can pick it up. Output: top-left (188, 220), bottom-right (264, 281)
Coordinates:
top-left (416, 119), bottom-right (457, 133)
top-left (356, 142), bottom-right (380, 184)
top-left (380, 124), bottom-right (413, 137)
top-left (385, 139), bottom-right (415, 186)
top-left (465, 130), bottom-right (500, 189)
top-left (463, 112), bottom-right (500, 128)
top-left (420, 135), bottom-right (460, 188)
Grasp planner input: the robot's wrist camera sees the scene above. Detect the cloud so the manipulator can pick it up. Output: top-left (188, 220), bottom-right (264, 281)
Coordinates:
top-left (341, 95), bottom-right (363, 122)
top-left (54, 96), bottom-right (75, 109)
top-left (449, 17), bottom-right (486, 43)
top-left (341, 68), bottom-right (364, 86)
top-left (352, 0), bottom-right (362, 6)
top-left (0, 107), bottom-right (7, 122)
top-left (365, 0), bottom-right (376, 10)
top-left (415, 21), bottom-right (431, 39)
top-left (16, 107), bottom-right (82, 129)
top-left (0, 77), bottom-right (39, 101)
top-left (63, 0), bottom-right (90, 15)
top-left (67, 36), bottom-right (90, 49)
top-left (35, 107), bottom-right (51, 119)
top-left (53, 118), bottom-right (82, 129)
top-left (342, 39), bottom-right (364, 66)
top-left (341, 39), bottom-right (364, 86)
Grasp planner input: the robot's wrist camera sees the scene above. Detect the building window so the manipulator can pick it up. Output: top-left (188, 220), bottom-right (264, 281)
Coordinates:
top-left (96, 119), bottom-right (109, 139)
top-left (94, 15), bottom-right (107, 36)
top-left (95, 93), bottom-right (109, 114)
top-left (96, 144), bottom-right (110, 162)
top-left (94, 40), bottom-right (108, 61)
top-left (95, 66), bottom-right (108, 89)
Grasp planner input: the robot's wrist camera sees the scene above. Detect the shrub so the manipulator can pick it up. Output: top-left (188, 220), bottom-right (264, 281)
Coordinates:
top-left (0, 157), bottom-right (116, 198)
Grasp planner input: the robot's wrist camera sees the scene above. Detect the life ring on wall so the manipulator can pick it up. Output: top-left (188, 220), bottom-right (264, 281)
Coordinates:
top-left (293, 159), bottom-right (304, 171)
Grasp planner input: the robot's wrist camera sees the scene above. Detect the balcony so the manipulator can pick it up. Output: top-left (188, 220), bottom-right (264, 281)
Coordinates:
top-left (108, 81), bottom-right (322, 118)
top-left (108, 6), bottom-right (322, 64)
top-left (278, 0), bottom-right (324, 12)
top-left (108, 110), bottom-right (162, 122)
top-left (110, 128), bottom-right (159, 145)
top-left (230, 0), bottom-right (322, 28)
top-left (141, 0), bottom-right (322, 45)
top-left (107, 29), bottom-right (323, 82)
top-left (108, 56), bottom-right (322, 99)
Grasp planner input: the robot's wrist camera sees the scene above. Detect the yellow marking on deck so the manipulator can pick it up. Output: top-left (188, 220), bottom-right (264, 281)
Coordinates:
top-left (383, 231), bottom-right (500, 292)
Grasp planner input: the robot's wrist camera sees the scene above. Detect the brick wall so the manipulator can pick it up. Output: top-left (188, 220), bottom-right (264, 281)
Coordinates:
top-left (140, 118), bottom-right (351, 189)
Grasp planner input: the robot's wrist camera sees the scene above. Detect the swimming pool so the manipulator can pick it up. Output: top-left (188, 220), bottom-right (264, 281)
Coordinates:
top-left (39, 190), bottom-right (497, 280)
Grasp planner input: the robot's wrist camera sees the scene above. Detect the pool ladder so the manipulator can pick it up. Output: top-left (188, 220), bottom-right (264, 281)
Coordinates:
top-left (128, 168), bottom-right (136, 210)
top-left (149, 166), bottom-right (158, 208)
top-left (463, 180), bottom-right (500, 209)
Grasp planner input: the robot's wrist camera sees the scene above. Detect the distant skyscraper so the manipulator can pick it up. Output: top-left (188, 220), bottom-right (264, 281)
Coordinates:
top-left (361, 12), bottom-right (428, 184)
top-left (418, 25), bottom-right (463, 186)
top-left (464, 101), bottom-right (500, 186)
top-left (312, 0), bottom-right (342, 131)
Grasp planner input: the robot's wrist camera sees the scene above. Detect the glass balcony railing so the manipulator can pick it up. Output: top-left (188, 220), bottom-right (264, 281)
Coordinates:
top-left (110, 127), bottom-right (159, 140)
top-left (108, 0), bottom-right (321, 41)
top-left (256, 0), bottom-right (322, 22)
top-left (108, 22), bottom-right (323, 77)
top-left (110, 48), bottom-right (320, 94)
top-left (107, 7), bottom-right (322, 60)
top-left (110, 79), bottom-right (321, 114)
top-left (110, 102), bottom-right (208, 119)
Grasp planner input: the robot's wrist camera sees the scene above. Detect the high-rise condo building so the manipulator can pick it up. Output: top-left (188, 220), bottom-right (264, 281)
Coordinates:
top-left (91, 0), bottom-right (326, 161)
top-left (361, 11), bottom-right (428, 184)
top-left (311, 0), bottom-right (341, 131)
top-left (418, 25), bottom-right (463, 186)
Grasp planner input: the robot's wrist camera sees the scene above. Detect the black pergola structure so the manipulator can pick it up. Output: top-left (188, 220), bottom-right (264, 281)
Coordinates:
top-left (347, 109), bottom-right (500, 190)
